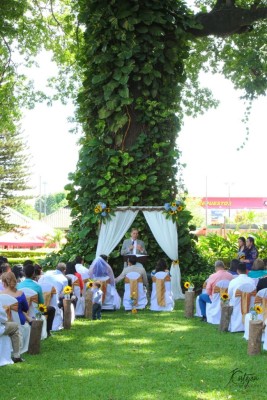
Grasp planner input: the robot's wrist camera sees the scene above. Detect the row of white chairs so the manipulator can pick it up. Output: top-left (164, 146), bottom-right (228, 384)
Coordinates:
top-left (196, 281), bottom-right (267, 349)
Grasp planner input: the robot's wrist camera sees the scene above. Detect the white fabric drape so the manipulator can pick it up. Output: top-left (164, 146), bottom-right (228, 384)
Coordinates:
top-left (96, 210), bottom-right (138, 257)
top-left (143, 211), bottom-right (184, 299)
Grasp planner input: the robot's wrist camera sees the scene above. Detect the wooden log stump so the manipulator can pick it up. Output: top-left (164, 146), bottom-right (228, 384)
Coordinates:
top-left (248, 320), bottom-right (263, 356)
top-left (28, 320), bottom-right (43, 355)
top-left (84, 290), bottom-right (93, 319)
top-left (63, 299), bottom-right (72, 329)
top-left (219, 304), bottom-right (233, 332)
top-left (184, 291), bottom-right (195, 318)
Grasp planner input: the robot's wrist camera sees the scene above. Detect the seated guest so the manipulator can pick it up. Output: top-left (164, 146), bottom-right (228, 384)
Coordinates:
top-left (198, 260), bottom-right (233, 322)
top-left (17, 262), bottom-right (55, 337)
top-left (151, 258), bottom-right (170, 276)
top-left (256, 275), bottom-right (267, 292)
top-left (1, 272), bottom-right (30, 325)
top-left (115, 255), bottom-right (148, 287)
top-left (88, 256), bottom-right (115, 286)
top-left (0, 263), bottom-right (11, 290)
top-left (228, 259), bottom-right (240, 276)
top-left (248, 258), bottom-right (267, 279)
top-left (0, 302), bottom-right (24, 363)
top-left (12, 264), bottom-right (25, 282)
top-left (66, 261), bottom-right (84, 291)
top-left (228, 263), bottom-right (256, 302)
top-left (34, 264), bottom-right (43, 281)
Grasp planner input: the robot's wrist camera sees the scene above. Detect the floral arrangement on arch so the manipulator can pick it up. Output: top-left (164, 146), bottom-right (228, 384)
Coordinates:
top-left (163, 199), bottom-right (184, 222)
top-left (94, 202), bottom-right (112, 222)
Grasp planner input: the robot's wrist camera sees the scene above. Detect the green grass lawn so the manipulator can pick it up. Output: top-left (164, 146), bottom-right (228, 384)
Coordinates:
top-left (2, 301), bottom-right (266, 400)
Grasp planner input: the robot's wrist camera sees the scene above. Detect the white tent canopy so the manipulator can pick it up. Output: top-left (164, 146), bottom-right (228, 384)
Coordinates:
top-left (96, 206), bottom-right (184, 300)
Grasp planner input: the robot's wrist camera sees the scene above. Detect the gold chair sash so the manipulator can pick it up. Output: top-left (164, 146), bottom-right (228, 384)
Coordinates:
top-left (213, 286), bottom-right (228, 295)
top-left (152, 275), bottom-right (171, 307)
top-left (73, 280), bottom-right (81, 286)
top-left (125, 277), bottom-right (143, 306)
top-left (235, 289), bottom-right (256, 323)
top-left (100, 279), bottom-right (111, 304)
top-left (3, 303), bottom-right (18, 321)
top-left (203, 281), bottom-right (207, 289)
top-left (51, 286), bottom-right (57, 295)
top-left (26, 294), bottom-right (38, 306)
top-left (43, 291), bottom-right (52, 307)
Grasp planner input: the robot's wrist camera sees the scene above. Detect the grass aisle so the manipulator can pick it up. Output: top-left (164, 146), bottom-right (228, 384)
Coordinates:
top-left (2, 301), bottom-right (267, 400)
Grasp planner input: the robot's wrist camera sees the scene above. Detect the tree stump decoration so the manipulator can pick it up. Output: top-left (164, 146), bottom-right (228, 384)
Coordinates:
top-left (184, 291), bottom-right (195, 318)
top-left (248, 320), bottom-right (263, 356)
top-left (28, 320), bottom-right (43, 355)
top-left (63, 299), bottom-right (72, 329)
top-left (219, 304), bottom-right (233, 332)
top-left (85, 290), bottom-right (93, 319)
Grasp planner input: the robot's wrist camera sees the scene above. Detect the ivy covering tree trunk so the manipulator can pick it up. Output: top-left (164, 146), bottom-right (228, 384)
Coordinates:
top-left (65, 0), bottom-right (194, 267)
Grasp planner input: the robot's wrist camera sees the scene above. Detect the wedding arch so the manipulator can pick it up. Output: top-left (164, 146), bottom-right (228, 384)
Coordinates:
top-left (95, 206), bottom-right (184, 300)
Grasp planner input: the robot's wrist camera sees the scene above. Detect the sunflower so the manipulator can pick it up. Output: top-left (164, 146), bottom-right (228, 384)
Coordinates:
top-left (132, 308), bottom-right (138, 314)
top-left (221, 293), bottom-right (229, 301)
top-left (171, 202), bottom-right (177, 207)
top-left (184, 282), bottom-right (190, 289)
top-left (63, 285), bottom-right (72, 294)
top-left (177, 206), bottom-right (183, 212)
top-left (38, 304), bottom-right (47, 313)
top-left (255, 305), bottom-right (263, 314)
top-left (94, 204), bottom-right (102, 214)
top-left (86, 280), bottom-right (94, 289)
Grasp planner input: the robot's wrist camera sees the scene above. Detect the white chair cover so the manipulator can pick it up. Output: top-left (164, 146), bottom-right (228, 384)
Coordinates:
top-left (123, 272), bottom-right (147, 310)
top-left (39, 276), bottom-right (63, 331)
top-left (229, 283), bottom-right (256, 333)
top-left (206, 280), bottom-right (230, 324)
top-left (0, 335), bottom-right (13, 366)
top-left (0, 294), bottom-right (30, 354)
top-left (69, 274), bottom-right (85, 317)
top-left (94, 276), bottom-right (121, 310)
top-left (150, 271), bottom-right (174, 311)
top-left (39, 281), bottom-right (58, 339)
top-left (244, 288), bottom-right (267, 341)
top-left (20, 288), bottom-right (48, 341)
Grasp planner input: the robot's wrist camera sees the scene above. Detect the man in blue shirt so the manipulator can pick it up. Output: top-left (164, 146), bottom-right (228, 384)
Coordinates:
top-left (18, 261), bottom-right (55, 336)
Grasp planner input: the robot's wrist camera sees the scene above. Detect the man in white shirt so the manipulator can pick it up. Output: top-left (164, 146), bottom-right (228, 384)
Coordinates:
top-left (228, 263), bottom-right (256, 303)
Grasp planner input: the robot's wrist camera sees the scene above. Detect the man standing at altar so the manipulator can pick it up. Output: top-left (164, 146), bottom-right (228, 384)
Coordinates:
top-left (121, 228), bottom-right (147, 256)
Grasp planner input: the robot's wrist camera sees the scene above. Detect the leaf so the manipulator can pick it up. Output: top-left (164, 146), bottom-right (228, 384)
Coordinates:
top-left (119, 86), bottom-right (129, 98)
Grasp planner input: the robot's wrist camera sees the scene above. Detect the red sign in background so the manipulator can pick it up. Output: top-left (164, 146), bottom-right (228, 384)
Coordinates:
top-left (199, 197), bottom-right (267, 209)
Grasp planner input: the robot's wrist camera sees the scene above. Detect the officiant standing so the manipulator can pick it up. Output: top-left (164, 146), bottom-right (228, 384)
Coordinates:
top-left (121, 228), bottom-right (147, 256)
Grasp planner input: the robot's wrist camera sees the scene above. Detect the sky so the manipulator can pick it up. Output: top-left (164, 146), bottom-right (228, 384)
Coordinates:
top-left (21, 55), bottom-right (267, 200)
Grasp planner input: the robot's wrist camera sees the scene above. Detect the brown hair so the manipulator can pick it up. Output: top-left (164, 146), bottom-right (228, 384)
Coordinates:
top-left (93, 280), bottom-right (101, 289)
top-left (252, 258), bottom-right (265, 271)
top-left (1, 271), bottom-right (17, 291)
